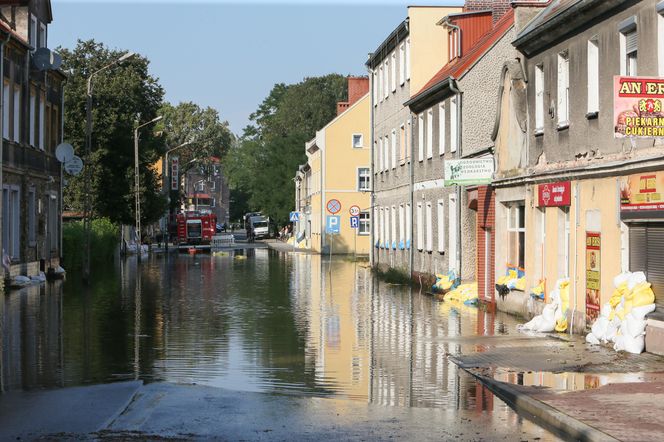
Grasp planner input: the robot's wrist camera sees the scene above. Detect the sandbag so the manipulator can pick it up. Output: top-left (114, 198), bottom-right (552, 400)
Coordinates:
top-left (586, 333), bottom-right (600, 345)
top-left (628, 271), bottom-right (647, 290)
top-left (631, 303), bottom-right (656, 320)
top-left (623, 334), bottom-right (645, 354)
top-left (600, 302), bottom-right (612, 318)
top-left (613, 272), bottom-right (631, 289)
top-left (591, 317), bottom-right (609, 340)
top-left (604, 321), bottom-right (618, 343)
top-left (623, 313), bottom-right (647, 338)
top-left (632, 288), bottom-right (655, 307)
top-left (613, 335), bottom-right (626, 351)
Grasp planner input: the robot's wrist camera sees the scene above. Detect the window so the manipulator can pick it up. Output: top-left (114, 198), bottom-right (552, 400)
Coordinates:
top-left (13, 86), bottom-right (20, 143)
top-left (399, 43), bottom-right (406, 85)
top-left (426, 108), bottom-right (433, 159)
top-left (29, 87), bottom-right (36, 147)
top-left (380, 208), bottom-right (385, 247)
top-left (405, 38), bottom-right (411, 80)
top-left (416, 202), bottom-right (423, 250)
top-left (425, 202), bottom-right (433, 252)
top-left (378, 66), bottom-right (384, 102)
top-left (2, 82), bottom-right (8, 140)
top-left (450, 97), bottom-right (458, 153)
top-left (39, 23), bottom-right (46, 49)
top-left (196, 181), bottom-right (204, 191)
top-left (587, 38), bottom-right (599, 114)
top-left (448, 194), bottom-right (458, 271)
top-left (391, 52), bottom-right (397, 92)
top-left (418, 114), bottom-right (424, 162)
top-left (383, 135), bottom-right (389, 171)
top-left (438, 103), bottom-right (446, 155)
top-left (406, 202), bottom-right (412, 249)
top-left (507, 203), bottom-right (526, 268)
top-left (352, 133), bottom-right (363, 148)
top-left (437, 199), bottom-right (445, 252)
top-left (29, 15), bottom-right (37, 49)
top-left (535, 64), bottom-right (544, 131)
top-left (373, 71), bottom-right (378, 105)
top-left (557, 207), bottom-right (570, 278)
top-left (358, 167), bottom-right (370, 191)
top-left (399, 124), bottom-right (406, 165)
top-left (378, 138), bottom-right (383, 171)
top-left (373, 206), bottom-right (379, 244)
top-left (383, 60), bottom-right (389, 100)
top-left (449, 29), bottom-right (459, 61)
top-left (359, 212), bottom-right (370, 236)
top-left (391, 129), bottom-right (397, 169)
top-left (407, 119), bottom-right (412, 162)
top-left (399, 204), bottom-right (405, 248)
top-left (28, 188), bottom-right (36, 245)
top-left (2, 186), bottom-right (20, 259)
top-left (619, 17), bottom-right (637, 76)
top-left (557, 51), bottom-right (569, 126)
top-left (391, 206), bottom-right (397, 248)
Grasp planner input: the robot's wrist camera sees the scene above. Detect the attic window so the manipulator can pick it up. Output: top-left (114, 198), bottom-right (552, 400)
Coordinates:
top-left (449, 29), bottom-right (460, 61)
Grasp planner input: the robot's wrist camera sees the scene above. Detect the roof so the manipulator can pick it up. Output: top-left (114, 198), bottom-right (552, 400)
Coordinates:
top-left (0, 19), bottom-right (29, 47)
top-left (517, 0), bottom-right (579, 39)
top-left (366, 19), bottom-right (408, 69)
top-left (406, 8), bottom-right (515, 112)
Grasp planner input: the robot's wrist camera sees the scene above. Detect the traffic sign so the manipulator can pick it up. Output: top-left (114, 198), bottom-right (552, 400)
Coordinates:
top-left (55, 143), bottom-right (74, 163)
top-left (289, 211), bottom-right (300, 222)
top-left (64, 155), bottom-right (84, 176)
top-left (326, 215), bottom-right (340, 234)
top-left (326, 199), bottom-right (341, 214)
top-left (349, 205), bottom-right (360, 217)
top-left (350, 216), bottom-right (359, 229)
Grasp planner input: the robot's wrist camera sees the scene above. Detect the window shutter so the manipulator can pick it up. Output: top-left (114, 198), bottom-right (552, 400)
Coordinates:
top-left (645, 225), bottom-right (664, 313)
top-left (625, 31), bottom-right (638, 54)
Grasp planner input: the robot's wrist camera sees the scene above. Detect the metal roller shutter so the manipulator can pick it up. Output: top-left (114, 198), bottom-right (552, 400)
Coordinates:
top-left (630, 223), bottom-right (664, 315)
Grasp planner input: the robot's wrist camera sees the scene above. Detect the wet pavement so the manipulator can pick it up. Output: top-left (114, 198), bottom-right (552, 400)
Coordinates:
top-left (0, 249), bottom-right (562, 440)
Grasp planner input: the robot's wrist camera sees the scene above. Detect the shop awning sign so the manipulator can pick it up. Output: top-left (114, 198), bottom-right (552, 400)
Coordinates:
top-left (537, 181), bottom-right (571, 207)
top-left (443, 158), bottom-right (493, 186)
top-left (614, 76), bottom-right (664, 138)
top-left (620, 171), bottom-right (664, 218)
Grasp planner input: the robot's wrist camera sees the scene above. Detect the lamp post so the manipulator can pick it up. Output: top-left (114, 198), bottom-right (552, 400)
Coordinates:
top-left (83, 51), bottom-right (136, 282)
top-left (134, 115), bottom-right (163, 252)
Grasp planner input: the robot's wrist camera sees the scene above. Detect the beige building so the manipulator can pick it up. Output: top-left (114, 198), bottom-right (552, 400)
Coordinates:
top-left (294, 77), bottom-right (371, 255)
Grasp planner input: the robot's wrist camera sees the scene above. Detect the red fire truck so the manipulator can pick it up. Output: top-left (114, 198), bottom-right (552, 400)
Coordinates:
top-left (176, 211), bottom-right (217, 245)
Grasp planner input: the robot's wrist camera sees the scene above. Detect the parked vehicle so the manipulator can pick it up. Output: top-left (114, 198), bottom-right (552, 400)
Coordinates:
top-left (249, 215), bottom-right (270, 240)
top-left (176, 211), bottom-right (217, 245)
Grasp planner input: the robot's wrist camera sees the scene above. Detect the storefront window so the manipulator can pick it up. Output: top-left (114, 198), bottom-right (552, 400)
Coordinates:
top-left (507, 203), bottom-right (525, 268)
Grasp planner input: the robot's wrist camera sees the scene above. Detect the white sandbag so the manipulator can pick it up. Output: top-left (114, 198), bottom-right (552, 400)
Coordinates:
top-left (604, 321), bottom-right (618, 343)
top-left (623, 334), bottom-right (645, 354)
top-left (521, 316), bottom-right (542, 331)
top-left (631, 303), bottom-right (656, 321)
top-left (600, 303), bottom-right (612, 318)
top-left (613, 272), bottom-right (631, 289)
top-left (586, 333), bottom-right (600, 345)
top-left (591, 317), bottom-right (609, 340)
top-left (627, 271), bottom-right (647, 290)
top-left (537, 318), bottom-right (556, 333)
top-left (624, 313), bottom-right (647, 338)
top-left (613, 335), bottom-right (626, 351)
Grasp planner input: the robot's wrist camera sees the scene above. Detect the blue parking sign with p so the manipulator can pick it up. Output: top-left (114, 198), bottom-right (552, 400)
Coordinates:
top-left (350, 216), bottom-right (359, 229)
top-left (326, 215), bottom-right (340, 234)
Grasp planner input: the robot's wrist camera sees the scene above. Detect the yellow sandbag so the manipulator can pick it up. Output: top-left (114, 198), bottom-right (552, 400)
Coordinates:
top-left (610, 295), bottom-right (622, 308)
top-left (515, 277), bottom-right (526, 291)
top-left (633, 288), bottom-right (655, 307)
top-left (617, 309), bottom-right (627, 321)
top-left (555, 318), bottom-right (568, 332)
top-left (624, 300), bottom-right (633, 314)
top-left (609, 310), bottom-right (616, 321)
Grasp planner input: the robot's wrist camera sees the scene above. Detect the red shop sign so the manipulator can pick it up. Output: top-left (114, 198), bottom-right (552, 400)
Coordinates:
top-left (538, 181), bottom-right (571, 207)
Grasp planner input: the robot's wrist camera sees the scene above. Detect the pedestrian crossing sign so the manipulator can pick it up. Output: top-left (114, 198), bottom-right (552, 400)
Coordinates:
top-left (289, 211), bottom-right (300, 222)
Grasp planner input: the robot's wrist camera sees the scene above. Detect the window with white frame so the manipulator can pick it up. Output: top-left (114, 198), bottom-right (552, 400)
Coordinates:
top-left (28, 188), bottom-right (36, 245)
top-left (380, 208), bottom-right (385, 246)
top-left (378, 138), bottom-right (383, 171)
top-left (373, 71), bottom-right (378, 105)
top-left (426, 108), bottom-right (433, 159)
top-left (352, 133), bottom-right (363, 148)
top-left (383, 60), bottom-right (389, 100)
top-left (39, 23), bottom-right (46, 49)
top-left (358, 167), bottom-right (370, 191)
top-left (407, 119), bottom-right (412, 161)
top-left (425, 201), bottom-right (433, 252)
top-left (399, 43), bottom-right (406, 85)
top-left (449, 29), bottom-right (459, 61)
top-left (378, 66), bottom-right (384, 102)
top-left (13, 85), bottom-right (20, 143)
top-left (437, 199), bottom-right (445, 252)
top-left (416, 202), bottom-right (423, 251)
top-left (587, 38), bottom-right (599, 114)
top-left (405, 38), bottom-right (411, 80)
top-left (39, 93), bottom-right (45, 149)
top-left (418, 114), bottom-right (424, 162)
top-left (406, 202), bottom-right (412, 248)
top-left (2, 185), bottom-right (20, 259)
top-left (557, 51), bottom-right (569, 125)
top-left (438, 102), bottom-right (446, 155)
top-left (2, 82), bottom-right (8, 140)
top-left (385, 207), bottom-right (391, 248)
top-left (557, 206), bottom-right (570, 278)
top-left (29, 15), bottom-right (37, 49)
top-left (399, 124), bottom-right (406, 165)
top-left (391, 52), bottom-right (397, 92)
top-left (620, 17), bottom-right (638, 76)
top-left (535, 64), bottom-right (544, 131)
top-left (450, 97), bottom-right (458, 153)
top-left (391, 129), bottom-right (397, 169)
top-left (383, 135), bottom-right (389, 171)
top-left (374, 206), bottom-right (379, 242)
top-left (507, 203), bottom-right (526, 268)
top-left (399, 204), bottom-right (405, 247)
top-left (29, 87), bottom-right (36, 147)
top-left (359, 211), bottom-right (370, 236)
top-left (391, 206), bottom-right (397, 248)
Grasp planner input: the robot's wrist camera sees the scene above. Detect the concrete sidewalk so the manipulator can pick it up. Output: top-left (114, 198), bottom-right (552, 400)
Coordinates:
top-left (451, 330), bottom-right (664, 441)
top-left (264, 238), bottom-right (312, 254)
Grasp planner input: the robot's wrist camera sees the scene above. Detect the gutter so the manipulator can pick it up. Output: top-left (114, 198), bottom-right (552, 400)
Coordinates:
top-left (369, 63), bottom-right (375, 267)
top-left (0, 32), bottom-right (10, 271)
top-left (449, 78), bottom-right (463, 278)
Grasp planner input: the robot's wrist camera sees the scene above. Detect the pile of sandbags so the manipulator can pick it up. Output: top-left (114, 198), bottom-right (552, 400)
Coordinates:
top-left (519, 278), bottom-right (570, 333)
top-left (432, 270), bottom-right (459, 294)
top-left (496, 267), bottom-right (526, 299)
top-left (443, 282), bottom-right (479, 305)
top-left (585, 271), bottom-right (656, 354)
top-left (530, 280), bottom-right (545, 300)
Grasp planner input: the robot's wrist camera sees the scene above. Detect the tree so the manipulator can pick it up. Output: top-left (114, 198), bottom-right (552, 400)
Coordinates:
top-left (60, 39), bottom-right (166, 225)
top-left (225, 74), bottom-right (347, 225)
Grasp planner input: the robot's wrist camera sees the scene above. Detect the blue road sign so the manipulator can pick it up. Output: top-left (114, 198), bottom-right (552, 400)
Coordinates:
top-left (289, 211), bottom-right (300, 222)
top-left (326, 215), bottom-right (340, 234)
top-left (350, 216), bottom-right (359, 229)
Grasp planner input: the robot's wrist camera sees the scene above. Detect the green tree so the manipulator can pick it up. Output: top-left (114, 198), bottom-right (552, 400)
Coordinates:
top-left (225, 74), bottom-right (347, 225)
top-left (60, 39), bottom-right (166, 225)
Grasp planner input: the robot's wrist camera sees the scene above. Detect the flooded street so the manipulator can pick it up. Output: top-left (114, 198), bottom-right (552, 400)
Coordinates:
top-left (1, 249), bottom-right (560, 440)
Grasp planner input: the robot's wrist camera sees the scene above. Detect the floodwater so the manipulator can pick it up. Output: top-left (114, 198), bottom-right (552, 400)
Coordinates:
top-left (1, 249), bottom-right (560, 440)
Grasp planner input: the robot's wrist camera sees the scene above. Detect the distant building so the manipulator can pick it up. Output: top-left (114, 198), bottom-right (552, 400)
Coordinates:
top-left (0, 0), bottom-right (66, 278)
top-left (180, 157), bottom-right (230, 228)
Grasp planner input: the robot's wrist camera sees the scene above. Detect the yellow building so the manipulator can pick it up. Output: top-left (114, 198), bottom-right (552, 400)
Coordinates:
top-left (294, 77), bottom-right (371, 255)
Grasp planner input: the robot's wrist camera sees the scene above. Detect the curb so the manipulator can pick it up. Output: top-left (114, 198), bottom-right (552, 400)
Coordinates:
top-left (98, 380), bottom-right (144, 431)
top-left (466, 371), bottom-right (619, 442)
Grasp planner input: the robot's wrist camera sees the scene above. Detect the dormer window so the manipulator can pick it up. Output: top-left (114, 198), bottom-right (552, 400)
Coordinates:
top-left (29, 14), bottom-right (37, 49)
top-left (449, 29), bottom-right (460, 61)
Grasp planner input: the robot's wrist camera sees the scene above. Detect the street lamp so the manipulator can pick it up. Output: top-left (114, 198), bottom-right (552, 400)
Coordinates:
top-left (134, 115), bottom-right (163, 252)
top-left (83, 51), bottom-right (136, 281)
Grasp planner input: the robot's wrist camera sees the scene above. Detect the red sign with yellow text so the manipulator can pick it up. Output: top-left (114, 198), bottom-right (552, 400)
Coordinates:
top-left (537, 181), bottom-right (571, 207)
top-left (614, 76), bottom-right (664, 138)
top-left (620, 171), bottom-right (664, 212)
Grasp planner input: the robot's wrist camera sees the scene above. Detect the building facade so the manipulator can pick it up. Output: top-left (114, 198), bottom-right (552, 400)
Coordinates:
top-left (0, 0), bottom-right (65, 278)
top-left (294, 77), bottom-right (371, 255)
top-left (181, 157), bottom-right (230, 228)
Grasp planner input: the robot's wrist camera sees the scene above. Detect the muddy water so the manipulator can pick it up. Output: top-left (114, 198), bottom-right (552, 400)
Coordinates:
top-left (1, 249), bottom-right (560, 439)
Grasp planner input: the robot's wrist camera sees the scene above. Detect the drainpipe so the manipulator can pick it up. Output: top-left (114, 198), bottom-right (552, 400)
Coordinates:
top-left (449, 78), bottom-right (463, 278)
top-left (0, 33), bottom-right (10, 274)
top-left (60, 76), bottom-right (67, 265)
top-left (368, 62), bottom-right (375, 267)
top-left (408, 113), bottom-right (414, 280)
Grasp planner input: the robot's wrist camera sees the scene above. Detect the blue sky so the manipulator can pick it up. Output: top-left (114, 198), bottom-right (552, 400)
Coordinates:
top-left (51, 1), bottom-right (458, 134)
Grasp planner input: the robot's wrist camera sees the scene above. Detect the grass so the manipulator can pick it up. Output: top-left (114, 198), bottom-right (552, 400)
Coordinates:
top-left (372, 266), bottom-right (412, 285)
top-left (63, 218), bottom-right (120, 269)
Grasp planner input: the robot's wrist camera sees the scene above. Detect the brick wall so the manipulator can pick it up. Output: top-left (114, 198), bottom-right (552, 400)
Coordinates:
top-left (464, 0), bottom-right (512, 23)
top-left (476, 186), bottom-right (496, 302)
top-left (337, 77), bottom-right (369, 115)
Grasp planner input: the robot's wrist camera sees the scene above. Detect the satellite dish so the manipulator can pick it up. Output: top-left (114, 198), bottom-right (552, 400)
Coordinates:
top-left (64, 156), bottom-right (84, 176)
top-left (50, 52), bottom-right (63, 70)
top-left (32, 47), bottom-right (62, 71)
top-left (55, 143), bottom-right (74, 163)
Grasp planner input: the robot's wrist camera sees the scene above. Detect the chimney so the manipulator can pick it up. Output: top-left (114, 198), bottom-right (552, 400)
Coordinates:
top-left (463, 0), bottom-right (512, 24)
top-left (337, 76), bottom-right (369, 116)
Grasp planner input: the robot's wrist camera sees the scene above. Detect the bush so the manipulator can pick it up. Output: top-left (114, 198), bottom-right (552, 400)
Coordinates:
top-left (373, 266), bottom-right (411, 285)
top-left (63, 218), bottom-right (119, 269)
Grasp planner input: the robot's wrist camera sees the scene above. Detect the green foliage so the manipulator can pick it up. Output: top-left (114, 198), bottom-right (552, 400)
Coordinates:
top-left (225, 74), bottom-right (347, 225)
top-left (63, 218), bottom-right (120, 269)
top-left (373, 266), bottom-right (412, 285)
top-left (60, 39), bottom-right (166, 225)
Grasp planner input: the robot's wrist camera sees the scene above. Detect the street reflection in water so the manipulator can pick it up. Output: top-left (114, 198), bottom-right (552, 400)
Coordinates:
top-left (0, 249), bottom-right (557, 438)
